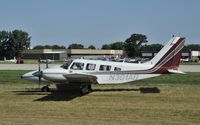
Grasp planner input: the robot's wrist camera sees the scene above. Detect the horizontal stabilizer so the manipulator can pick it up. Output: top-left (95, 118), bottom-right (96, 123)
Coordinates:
top-left (167, 69), bottom-right (186, 74)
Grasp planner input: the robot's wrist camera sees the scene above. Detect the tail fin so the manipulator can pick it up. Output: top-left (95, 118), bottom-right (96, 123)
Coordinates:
top-left (146, 37), bottom-right (185, 71)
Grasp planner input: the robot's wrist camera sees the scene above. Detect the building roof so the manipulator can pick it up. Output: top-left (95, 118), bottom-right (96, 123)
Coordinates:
top-left (23, 49), bottom-right (123, 55)
top-left (22, 49), bottom-right (66, 54)
top-left (67, 49), bottom-right (123, 55)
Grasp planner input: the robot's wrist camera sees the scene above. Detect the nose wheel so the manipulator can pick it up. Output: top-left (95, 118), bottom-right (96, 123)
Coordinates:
top-left (41, 85), bottom-right (50, 92)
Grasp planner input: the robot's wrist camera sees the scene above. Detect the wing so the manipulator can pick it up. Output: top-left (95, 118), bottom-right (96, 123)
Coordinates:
top-left (63, 73), bottom-right (97, 84)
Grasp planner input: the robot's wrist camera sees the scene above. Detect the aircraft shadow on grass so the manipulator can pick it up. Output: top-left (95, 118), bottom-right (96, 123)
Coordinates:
top-left (13, 89), bottom-right (82, 101)
top-left (34, 90), bottom-right (83, 101)
top-left (93, 87), bottom-right (160, 93)
top-left (14, 87), bottom-right (160, 101)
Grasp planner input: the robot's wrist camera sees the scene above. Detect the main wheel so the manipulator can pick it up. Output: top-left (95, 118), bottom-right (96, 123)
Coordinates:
top-left (88, 85), bottom-right (92, 92)
top-left (80, 85), bottom-right (89, 95)
top-left (41, 86), bottom-right (50, 92)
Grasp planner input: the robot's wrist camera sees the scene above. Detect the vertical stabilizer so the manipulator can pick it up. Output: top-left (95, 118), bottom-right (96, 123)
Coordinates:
top-left (146, 37), bottom-right (185, 71)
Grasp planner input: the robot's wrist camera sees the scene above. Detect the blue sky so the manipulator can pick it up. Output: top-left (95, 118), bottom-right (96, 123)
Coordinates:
top-left (0, 0), bottom-right (199, 48)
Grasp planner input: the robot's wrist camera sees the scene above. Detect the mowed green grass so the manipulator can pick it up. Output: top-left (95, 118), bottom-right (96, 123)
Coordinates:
top-left (0, 70), bottom-right (200, 125)
top-left (180, 62), bottom-right (200, 65)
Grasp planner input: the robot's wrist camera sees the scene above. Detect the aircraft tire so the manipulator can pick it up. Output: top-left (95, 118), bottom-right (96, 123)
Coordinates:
top-left (42, 86), bottom-right (50, 92)
top-left (80, 85), bottom-right (89, 95)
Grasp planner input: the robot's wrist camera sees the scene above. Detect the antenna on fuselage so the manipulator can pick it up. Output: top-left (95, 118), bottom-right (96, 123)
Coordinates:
top-left (45, 58), bottom-right (49, 69)
top-left (38, 58), bottom-right (42, 88)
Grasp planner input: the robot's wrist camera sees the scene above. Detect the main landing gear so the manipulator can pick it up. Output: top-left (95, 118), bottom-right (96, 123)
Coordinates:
top-left (41, 85), bottom-right (50, 92)
top-left (55, 84), bottom-right (92, 95)
top-left (80, 85), bottom-right (92, 95)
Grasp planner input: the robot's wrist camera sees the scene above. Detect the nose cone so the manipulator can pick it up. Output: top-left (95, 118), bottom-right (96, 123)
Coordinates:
top-left (21, 71), bottom-right (38, 80)
top-left (21, 70), bottom-right (49, 84)
top-left (32, 71), bottom-right (43, 77)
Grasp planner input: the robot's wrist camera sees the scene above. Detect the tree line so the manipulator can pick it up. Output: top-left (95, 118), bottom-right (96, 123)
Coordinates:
top-left (65, 34), bottom-right (159, 57)
top-left (65, 35), bottom-right (200, 57)
top-left (1, 29), bottom-right (200, 59)
top-left (32, 34), bottom-right (163, 57)
top-left (33, 45), bottom-right (66, 49)
top-left (33, 44), bottom-right (97, 50)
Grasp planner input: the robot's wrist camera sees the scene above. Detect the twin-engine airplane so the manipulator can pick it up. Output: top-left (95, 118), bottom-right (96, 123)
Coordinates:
top-left (4, 57), bottom-right (17, 63)
top-left (22, 37), bottom-right (185, 94)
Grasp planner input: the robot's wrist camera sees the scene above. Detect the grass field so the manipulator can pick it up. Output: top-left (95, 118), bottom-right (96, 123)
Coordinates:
top-left (180, 62), bottom-right (200, 65)
top-left (0, 70), bottom-right (200, 125)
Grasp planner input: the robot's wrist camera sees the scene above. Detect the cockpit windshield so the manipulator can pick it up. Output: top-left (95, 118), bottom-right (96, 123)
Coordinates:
top-left (61, 60), bottom-right (73, 69)
top-left (70, 62), bottom-right (84, 70)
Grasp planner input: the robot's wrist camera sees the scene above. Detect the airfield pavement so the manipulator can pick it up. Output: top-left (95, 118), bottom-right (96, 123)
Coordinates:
top-left (0, 64), bottom-right (199, 72)
top-left (0, 64), bottom-right (59, 70)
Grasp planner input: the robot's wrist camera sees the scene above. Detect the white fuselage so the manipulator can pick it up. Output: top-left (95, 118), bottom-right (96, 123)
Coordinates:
top-left (4, 57), bottom-right (17, 63)
top-left (38, 59), bottom-right (161, 84)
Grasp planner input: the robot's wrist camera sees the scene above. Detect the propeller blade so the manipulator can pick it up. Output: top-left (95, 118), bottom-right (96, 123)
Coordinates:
top-left (38, 58), bottom-right (41, 88)
top-left (46, 59), bottom-right (48, 68)
top-left (38, 58), bottom-right (41, 72)
top-left (39, 76), bottom-right (41, 88)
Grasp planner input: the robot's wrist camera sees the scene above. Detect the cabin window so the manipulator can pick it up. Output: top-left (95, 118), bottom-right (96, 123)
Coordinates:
top-left (70, 62), bottom-right (84, 70)
top-left (114, 67), bottom-right (121, 71)
top-left (86, 63), bottom-right (96, 70)
top-left (99, 65), bottom-right (111, 71)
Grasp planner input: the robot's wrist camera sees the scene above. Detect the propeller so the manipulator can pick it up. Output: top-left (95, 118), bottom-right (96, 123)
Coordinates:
top-left (32, 58), bottom-right (43, 88)
top-left (45, 58), bottom-right (49, 69)
top-left (38, 58), bottom-right (41, 88)
top-left (32, 58), bottom-right (49, 88)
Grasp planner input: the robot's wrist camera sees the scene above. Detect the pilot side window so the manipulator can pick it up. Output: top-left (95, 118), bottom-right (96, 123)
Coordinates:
top-left (70, 62), bottom-right (84, 70)
top-left (99, 65), bottom-right (111, 71)
top-left (114, 67), bottom-right (121, 71)
top-left (60, 60), bottom-right (73, 69)
top-left (86, 63), bottom-right (96, 70)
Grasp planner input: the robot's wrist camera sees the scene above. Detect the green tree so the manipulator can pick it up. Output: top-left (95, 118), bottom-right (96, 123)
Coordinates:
top-left (52, 45), bottom-right (66, 49)
top-left (33, 45), bottom-right (45, 49)
top-left (43, 45), bottom-right (51, 49)
top-left (184, 44), bottom-right (200, 51)
top-left (141, 44), bottom-right (163, 52)
top-left (0, 30), bottom-right (31, 59)
top-left (0, 31), bottom-right (11, 58)
top-left (101, 42), bottom-right (124, 50)
top-left (68, 43), bottom-right (84, 49)
top-left (88, 45), bottom-right (96, 49)
top-left (11, 30), bottom-right (31, 57)
top-left (33, 45), bottom-right (66, 49)
top-left (110, 42), bottom-right (124, 50)
top-left (101, 44), bottom-right (111, 49)
top-left (124, 34), bottom-right (148, 57)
